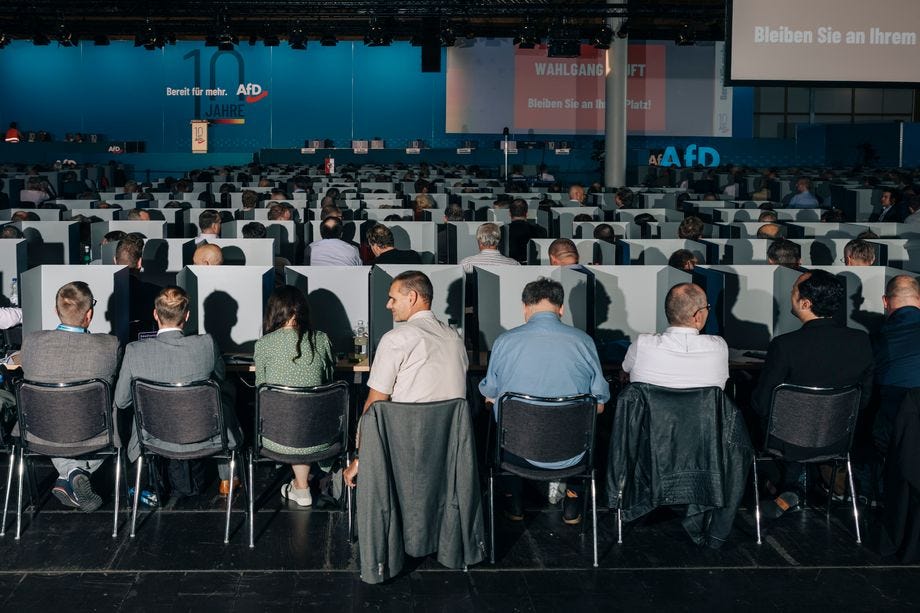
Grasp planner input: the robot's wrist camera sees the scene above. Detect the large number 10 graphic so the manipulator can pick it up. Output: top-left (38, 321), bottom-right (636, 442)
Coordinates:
top-left (183, 49), bottom-right (246, 117)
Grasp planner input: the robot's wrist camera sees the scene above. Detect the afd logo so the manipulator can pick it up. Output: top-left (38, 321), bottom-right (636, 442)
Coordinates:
top-left (236, 83), bottom-right (268, 103)
top-left (107, 145), bottom-right (123, 154)
top-left (649, 145), bottom-right (720, 168)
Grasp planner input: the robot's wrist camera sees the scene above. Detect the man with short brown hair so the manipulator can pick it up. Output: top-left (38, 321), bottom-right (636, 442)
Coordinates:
top-left (19, 281), bottom-right (122, 511)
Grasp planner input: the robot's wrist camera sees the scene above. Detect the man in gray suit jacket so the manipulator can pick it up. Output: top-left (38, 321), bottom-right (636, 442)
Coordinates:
top-left (19, 281), bottom-right (122, 512)
top-left (113, 286), bottom-right (241, 489)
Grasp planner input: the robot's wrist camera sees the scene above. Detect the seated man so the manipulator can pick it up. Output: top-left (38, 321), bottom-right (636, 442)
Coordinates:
top-left (305, 216), bottom-right (362, 266)
top-left (752, 270), bottom-right (873, 517)
top-left (344, 271), bottom-right (468, 486)
top-left (767, 239), bottom-right (801, 267)
top-left (116, 234), bottom-right (161, 339)
top-left (114, 286), bottom-right (241, 494)
top-left (787, 177), bottom-right (820, 209)
top-left (756, 223), bottom-right (783, 240)
top-left (507, 198), bottom-right (546, 264)
top-left (367, 223), bottom-right (422, 265)
top-left (459, 223), bottom-right (519, 273)
top-left (19, 281), bottom-right (122, 511)
top-left (196, 209), bottom-right (221, 244)
top-left (192, 243), bottom-right (224, 266)
top-left (622, 283), bottom-right (728, 389)
top-left (843, 239), bottom-right (876, 266)
top-left (479, 278), bottom-right (610, 524)
top-left (668, 249), bottom-right (697, 272)
top-left (677, 216), bottom-right (704, 241)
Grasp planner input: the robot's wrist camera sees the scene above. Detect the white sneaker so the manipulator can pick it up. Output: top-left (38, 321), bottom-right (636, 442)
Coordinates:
top-left (281, 480), bottom-right (313, 507)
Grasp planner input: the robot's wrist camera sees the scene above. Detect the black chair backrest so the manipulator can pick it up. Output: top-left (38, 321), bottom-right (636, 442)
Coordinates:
top-left (766, 383), bottom-right (861, 460)
top-left (496, 393), bottom-right (596, 466)
top-left (16, 378), bottom-right (112, 456)
top-left (132, 378), bottom-right (224, 448)
top-left (255, 381), bottom-right (348, 459)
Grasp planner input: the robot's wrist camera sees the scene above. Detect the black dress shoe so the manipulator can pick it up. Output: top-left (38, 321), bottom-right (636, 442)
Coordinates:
top-left (503, 493), bottom-right (524, 521)
top-left (562, 494), bottom-right (582, 525)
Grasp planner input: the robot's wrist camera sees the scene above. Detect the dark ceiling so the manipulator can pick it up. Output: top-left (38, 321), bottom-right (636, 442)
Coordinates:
top-left (0, 1), bottom-right (726, 47)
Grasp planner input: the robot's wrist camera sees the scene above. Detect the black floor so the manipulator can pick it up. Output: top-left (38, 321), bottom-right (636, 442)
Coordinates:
top-left (1, 464), bottom-right (919, 612)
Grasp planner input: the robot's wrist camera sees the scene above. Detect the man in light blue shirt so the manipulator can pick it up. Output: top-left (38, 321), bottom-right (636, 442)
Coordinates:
top-left (479, 277), bottom-right (609, 525)
top-left (788, 177), bottom-right (820, 209)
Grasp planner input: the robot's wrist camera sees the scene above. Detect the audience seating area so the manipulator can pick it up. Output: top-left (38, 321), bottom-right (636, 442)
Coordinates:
top-left (1, 161), bottom-right (920, 600)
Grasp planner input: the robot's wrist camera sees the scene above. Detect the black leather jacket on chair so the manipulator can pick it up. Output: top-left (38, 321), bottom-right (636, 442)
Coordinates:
top-left (606, 383), bottom-right (753, 549)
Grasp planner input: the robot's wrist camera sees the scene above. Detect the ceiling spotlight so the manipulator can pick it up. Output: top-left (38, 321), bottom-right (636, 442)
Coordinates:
top-left (514, 20), bottom-right (540, 49)
top-left (93, 34), bottom-right (110, 46)
top-left (135, 18), bottom-right (164, 50)
top-left (261, 24), bottom-right (280, 47)
top-left (462, 22), bottom-right (476, 40)
top-left (439, 22), bottom-right (456, 47)
top-left (364, 18), bottom-right (392, 47)
top-left (592, 24), bottom-right (614, 49)
top-left (0, 33), bottom-right (11, 49)
top-left (320, 31), bottom-right (338, 46)
top-left (675, 24), bottom-right (695, 46)
top-left (214, 14), bottom-right (237, 51)
top-left (617, 20), bottom-right (629, 39)
top-left (288, 23), bottom-right (306, 50)
top-left (55, 21), bottom-right (77, 47)
top-left (547, 17), bottom-right (579, 58)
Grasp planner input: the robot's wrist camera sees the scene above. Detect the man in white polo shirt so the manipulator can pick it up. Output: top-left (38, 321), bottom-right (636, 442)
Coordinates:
top-left (344, 270), bottom-right (468, 485)
top-left (622, 283), bottom-right (729, 389)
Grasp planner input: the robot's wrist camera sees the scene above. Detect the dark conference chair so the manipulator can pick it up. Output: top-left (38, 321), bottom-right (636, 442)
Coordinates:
top-left (752, 383), bottom-right (862, 544)
top-left (5, 378), bottom-right (123, 540)
top-left (248, 381), bottom-right (351, 548)
top-left (490, 392), bottom-right (599, 567)
top-left (129, 378), bottom-right (245, 543)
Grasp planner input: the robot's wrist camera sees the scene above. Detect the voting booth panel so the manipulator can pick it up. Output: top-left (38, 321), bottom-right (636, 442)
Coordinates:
top-left (20, 265), bottom-right (130, 344)
top-left (16, 221), bottom-right (82, 265)
top-left (378, 221), bottom-right (437, 264)
top-left (90, 221), bottom-right (168, 260)
top-left (0, 240), bottom-right (28, 305)
top-left (698, 265), bottom-right (802, 351)
top-left (527, 239), bottom-right (615, 266)
top-left (285, 266), bottom-right (372, 358)
top-left (369, 265), bottom-right (464, 359)
top-left (202, 238), bottom-right (276, 266)
top-left (616, 239), bottom-right (707, 265)
top-left (474, 265), bottom-right (593, 352)
top-left (177, 265), bottom-right (274, 354)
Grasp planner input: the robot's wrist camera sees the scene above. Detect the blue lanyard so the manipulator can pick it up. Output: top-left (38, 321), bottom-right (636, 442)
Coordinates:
top-left (56, 324), bottom-right (88, 334)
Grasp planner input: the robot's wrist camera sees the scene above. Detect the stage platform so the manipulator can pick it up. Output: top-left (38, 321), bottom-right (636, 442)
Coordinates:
top-left (0, 463), bottom-right (918, 612)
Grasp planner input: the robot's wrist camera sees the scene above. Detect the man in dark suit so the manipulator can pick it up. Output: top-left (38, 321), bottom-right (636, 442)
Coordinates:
top-left (19, 281), bottom-right (122, 512)
top-left (869, 188), bottom-right (907, 223)
top-left (367, 223), bottom-right (422, 265)
top-left (506, 198), bottom-right (546, 264)
top-left (113, 286), bottom-right (241, 494)
top-left (115, 234), bottom-right (161, 340)
top-left (752, 269), bottom-right (874, 517)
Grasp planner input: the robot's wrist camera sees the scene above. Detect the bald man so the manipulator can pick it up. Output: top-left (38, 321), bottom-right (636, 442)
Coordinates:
top-left (192, 243), bottom-right (223, 266)
top-left (874, 275), bottom-right (920, 453)
top-left (756, 223), bottom-right (783, 240)
top-left (622, 283), bottom-right (728, 389)
top-left (566, 183), bottom-right (586, 206)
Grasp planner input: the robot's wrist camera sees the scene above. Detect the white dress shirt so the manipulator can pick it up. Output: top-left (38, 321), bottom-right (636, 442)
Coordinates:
top-left (459, 249), bottom-right (520, 274)
top-left (0, 307), bottom-right (23, 330)
top-left (307, 238), bottom-right (362, 266)
top-left (622, 326), bottom-right (729, 389)
top-left (367, 310), bottom-right (468, 403)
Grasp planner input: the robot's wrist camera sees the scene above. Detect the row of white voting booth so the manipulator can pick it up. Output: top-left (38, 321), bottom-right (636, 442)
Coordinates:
top-left (15, 264), bottom-right (911, 365)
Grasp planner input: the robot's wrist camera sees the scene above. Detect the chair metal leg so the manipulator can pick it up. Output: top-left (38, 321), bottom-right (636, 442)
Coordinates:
top-left (15, 448), bottom-right (24, 540)
top-left (846, 455), bottom-right (861, 544)
top-left (591, 471), bottom-right (598, 568)
top-left (224, 451), bottom-right (236, 544)
top-left (489, 470), bottom-right (495, 564)
top-left (617, 508), bottom-right (622, 545)
top-left (130, 455), bottom-right (143, 538)
top-left (112, 451), bottom-right (122, 538)
top-left (752, 456), bottom-right (762, 545)
top-left (826, 463), bottom-right (838, 521)
top-left (248, 452), bottom-right (255, 549)
top-left (346, 482), bottom-right (354, 543)
top-left (1, 448), bottom-right (15, 537)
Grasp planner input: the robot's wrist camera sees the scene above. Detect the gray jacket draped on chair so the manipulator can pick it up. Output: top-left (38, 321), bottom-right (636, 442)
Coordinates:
top-left (607, 383), bottom-right (752, 548)
top-left (356, 399), bottom-right (486, 584)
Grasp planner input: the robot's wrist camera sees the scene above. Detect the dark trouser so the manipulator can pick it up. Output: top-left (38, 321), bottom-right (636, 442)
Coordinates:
top-left (501, 450), bottom-right (585, 498)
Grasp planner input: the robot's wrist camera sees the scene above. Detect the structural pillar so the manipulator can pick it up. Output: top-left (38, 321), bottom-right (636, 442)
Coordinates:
top-left (605, 16), bottom-right (627, 187)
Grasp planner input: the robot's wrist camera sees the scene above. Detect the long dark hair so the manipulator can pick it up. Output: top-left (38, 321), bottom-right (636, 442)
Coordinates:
top-left (262, 286), bottom-right (317, 363)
